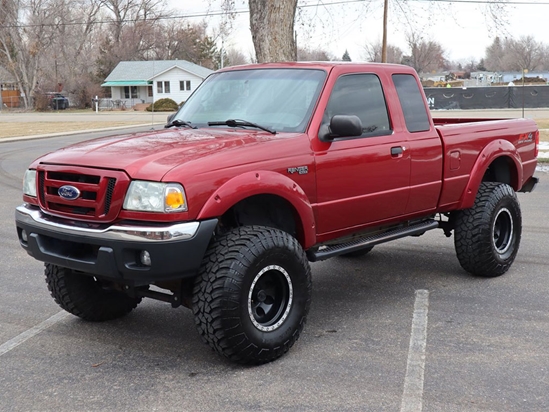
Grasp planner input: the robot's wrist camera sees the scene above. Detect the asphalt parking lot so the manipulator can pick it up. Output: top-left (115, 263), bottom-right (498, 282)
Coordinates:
top-left (1, 127), bottom-right (549, 411)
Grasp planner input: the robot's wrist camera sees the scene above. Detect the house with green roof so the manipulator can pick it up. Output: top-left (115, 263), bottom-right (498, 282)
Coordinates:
top-left (101, 60), bottom-right (214, 108)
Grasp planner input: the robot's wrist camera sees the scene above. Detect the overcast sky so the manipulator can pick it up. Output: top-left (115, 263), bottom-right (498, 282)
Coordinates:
top-left (172, 0), bottom-right (549, 64)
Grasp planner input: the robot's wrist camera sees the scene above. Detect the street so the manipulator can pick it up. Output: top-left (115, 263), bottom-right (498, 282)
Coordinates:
top-left (1, 128), bottom-right (548, 411)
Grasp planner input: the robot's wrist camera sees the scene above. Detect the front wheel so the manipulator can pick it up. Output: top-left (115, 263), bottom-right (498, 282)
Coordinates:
top-left (192, 226), bottom-right (312, 364)
top-left (454, 182), bottom-right (522, 277)
top-left (45, 264), bottom-right (141, 321)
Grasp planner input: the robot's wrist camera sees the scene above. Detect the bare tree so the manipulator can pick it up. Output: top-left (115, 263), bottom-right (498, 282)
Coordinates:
top-left (403, 31), bottom-right (446, 74)
top-left (297, 47), bottom-right (332, 61)
top-left (364, 41), bottom-right (403, 64)
top-left (156, 21), bottom-right (220, 69)
top-left (485, 36), bottom-right (549, 71)
top-left (95, 0), bottom-right (169, 78)
top-left (225, 48), bottom-right (248, 66)
top-left (507, 36), bottom-right (545, 71)
top-left (102, 0), bottom-right (167, 44)
top-left (0, 0), bottom-right (60, 108)
top-left (40, 1), bottom-right (104, 92)
top-left (249, 0), bottom-right (298, 62)
top-left (542, 44), bottom-right (549, 71)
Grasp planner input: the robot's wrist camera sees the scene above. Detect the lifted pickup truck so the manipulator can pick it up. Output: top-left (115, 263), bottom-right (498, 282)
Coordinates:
top-left (16, 62), bottom-right (539, 364)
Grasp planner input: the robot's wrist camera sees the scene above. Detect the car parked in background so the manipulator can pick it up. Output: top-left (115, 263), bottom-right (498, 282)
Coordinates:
top-left (48, 93), bottom-right (69, 110)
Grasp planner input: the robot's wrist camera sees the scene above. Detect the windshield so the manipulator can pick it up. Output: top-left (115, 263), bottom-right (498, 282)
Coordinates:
top-left (174, 68), bottom-right (327, 133)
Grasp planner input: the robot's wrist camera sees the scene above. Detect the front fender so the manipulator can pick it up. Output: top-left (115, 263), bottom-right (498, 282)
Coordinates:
top-left (196, 171), bottom-right (317, 249)
top-left (457, 139), bottom-right (522, 210)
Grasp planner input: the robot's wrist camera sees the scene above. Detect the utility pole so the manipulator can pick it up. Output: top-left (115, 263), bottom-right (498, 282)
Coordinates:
top-left (381, 0), bottom-right (388, 63)
top-left (220, 37), bottom-right (224, 69)
top-left (522, 69), bottom-right (528, 118)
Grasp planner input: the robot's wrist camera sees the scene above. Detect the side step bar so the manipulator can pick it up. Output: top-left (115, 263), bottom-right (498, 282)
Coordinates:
top-left (307, 219), bottom-right (440, 262)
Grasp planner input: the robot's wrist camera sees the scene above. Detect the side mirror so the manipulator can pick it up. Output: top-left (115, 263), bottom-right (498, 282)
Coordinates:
top-left (167, 113), bottom-right (176, 124)
top-left (319, 115), bottom-right (363, 142)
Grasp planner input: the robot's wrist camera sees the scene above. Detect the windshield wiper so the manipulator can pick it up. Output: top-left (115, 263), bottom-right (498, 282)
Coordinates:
top-left (208, 119), bottom-right (276, 135)
top-left (165, 119), bottom-right (197, 129)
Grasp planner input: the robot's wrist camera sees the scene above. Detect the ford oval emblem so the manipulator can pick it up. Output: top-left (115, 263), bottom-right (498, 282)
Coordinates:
top-left (58, 185), bottom-right (81, 200)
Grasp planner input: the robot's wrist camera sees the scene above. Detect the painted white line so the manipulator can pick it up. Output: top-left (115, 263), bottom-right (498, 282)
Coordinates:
top-left (0, 311), bottom-right (70, 357)
top-left (400, 289), bottom-right (430, 412)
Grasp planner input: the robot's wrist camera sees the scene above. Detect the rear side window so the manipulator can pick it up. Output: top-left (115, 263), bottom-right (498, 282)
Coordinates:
top-left (324, 74), bottom-right (391, 136)
top-left (393, 74), bottom-right (431, 133)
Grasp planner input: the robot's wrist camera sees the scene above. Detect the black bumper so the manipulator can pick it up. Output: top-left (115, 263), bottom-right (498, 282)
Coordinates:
top-left (15, 204), bottom-right (217, 285)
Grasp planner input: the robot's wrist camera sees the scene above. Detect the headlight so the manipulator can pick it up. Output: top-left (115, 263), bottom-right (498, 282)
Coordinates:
top-left (123, 181), bottom-right (187, 212)
top-left (23, 169), bottom-right (37, 197)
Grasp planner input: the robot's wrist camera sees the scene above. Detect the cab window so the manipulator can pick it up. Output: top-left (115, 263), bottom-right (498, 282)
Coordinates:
top-left (324, 74), bottom-right (391, 137)
top-left (392, 74), bottom-right (431, 132)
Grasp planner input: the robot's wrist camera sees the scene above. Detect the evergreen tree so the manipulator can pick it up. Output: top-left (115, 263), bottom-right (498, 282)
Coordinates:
top-left (342, 49), bottom-right (351, 61)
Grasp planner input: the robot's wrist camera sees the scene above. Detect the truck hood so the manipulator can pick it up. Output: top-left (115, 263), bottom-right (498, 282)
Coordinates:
top-left (34, 128), bottom-right (304, 181)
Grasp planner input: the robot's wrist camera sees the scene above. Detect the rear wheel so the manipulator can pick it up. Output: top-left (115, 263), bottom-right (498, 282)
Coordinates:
top-left (454, 182), bottom-right (522, 277)
top-left (45, 264), bottom-right (141, 321)
top-left (192, 226), bottom-right (312, 364)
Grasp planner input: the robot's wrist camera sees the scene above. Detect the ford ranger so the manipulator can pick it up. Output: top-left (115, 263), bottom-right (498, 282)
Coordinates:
top-left (15, 62), bottom-right (539, 364)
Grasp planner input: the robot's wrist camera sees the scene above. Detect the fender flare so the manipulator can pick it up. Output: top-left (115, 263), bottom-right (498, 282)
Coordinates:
top-left (457, 139), bottom-right (522, 210)
top-left (196, 170), bottom-right (317, 249)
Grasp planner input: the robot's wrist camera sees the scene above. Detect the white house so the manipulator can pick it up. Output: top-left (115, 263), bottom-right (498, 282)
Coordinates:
top-left (101, 60), bottom-right (214, 109)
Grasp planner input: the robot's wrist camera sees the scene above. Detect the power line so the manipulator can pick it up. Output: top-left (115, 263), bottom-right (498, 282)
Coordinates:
top-left (1, 0), bottom-right (548, 29)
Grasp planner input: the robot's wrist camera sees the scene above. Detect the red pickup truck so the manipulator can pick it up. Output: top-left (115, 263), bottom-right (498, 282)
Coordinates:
top-left (15, 62), bottom-right (539, 364)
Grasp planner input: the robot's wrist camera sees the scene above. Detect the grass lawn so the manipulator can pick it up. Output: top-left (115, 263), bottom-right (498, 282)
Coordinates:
top-left (535, 119), bottom-right (549, 142)
top-left (0, 121), bottom-right (152, 139)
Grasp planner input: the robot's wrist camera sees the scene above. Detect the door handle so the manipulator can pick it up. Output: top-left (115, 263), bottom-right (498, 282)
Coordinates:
top-left (391, 146), bottom-right (405, 156)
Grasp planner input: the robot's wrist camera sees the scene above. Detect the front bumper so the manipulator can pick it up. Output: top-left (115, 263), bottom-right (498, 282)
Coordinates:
top-left (15, 204), bottom-right (217, 284)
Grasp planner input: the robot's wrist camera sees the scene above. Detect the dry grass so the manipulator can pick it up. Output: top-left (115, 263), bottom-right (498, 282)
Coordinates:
top-left (535, 119), bottom-right (548, 141)
top-left (535, 119), bottom-right (549, 142)
top-left (0, 121), bottom-right (149, 139)
top-left (535, 119), bottom-right (549, 129)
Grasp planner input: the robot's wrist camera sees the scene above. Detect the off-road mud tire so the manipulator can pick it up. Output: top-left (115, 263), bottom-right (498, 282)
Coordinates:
top-left (45, 263), bottom-right (141, 321)
top-left (454, 182), bottom-right (522, 277)
top-left (192, 226), bottom-right (312, 364)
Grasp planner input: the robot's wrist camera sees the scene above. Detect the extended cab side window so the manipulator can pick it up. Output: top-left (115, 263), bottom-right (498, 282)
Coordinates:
top-left (392, 74), bottom-right (431, 132)
top-left (324, 74), bottom-right (391, 137)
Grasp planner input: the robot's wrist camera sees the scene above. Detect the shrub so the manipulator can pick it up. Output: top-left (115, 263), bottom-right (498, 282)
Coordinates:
top-left (146, 98), bottom-right (179, 112)
top-left (34, 94), bottom-right (50, 111)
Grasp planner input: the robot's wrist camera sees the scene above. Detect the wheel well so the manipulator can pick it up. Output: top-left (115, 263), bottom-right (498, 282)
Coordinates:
top-left (219, 194), bottom-right (302, 243)
top-left (482, 156), bottom-right (518, 188)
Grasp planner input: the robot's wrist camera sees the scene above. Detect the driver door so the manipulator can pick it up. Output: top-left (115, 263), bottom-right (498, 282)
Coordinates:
top-left (314, 73), bottom-right (411, 235)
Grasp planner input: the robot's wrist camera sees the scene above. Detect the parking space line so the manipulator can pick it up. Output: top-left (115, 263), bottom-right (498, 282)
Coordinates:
top-left (0, 311), bottom-right (69, 357)
top-left (400, 289), bottom-right (430, 412)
